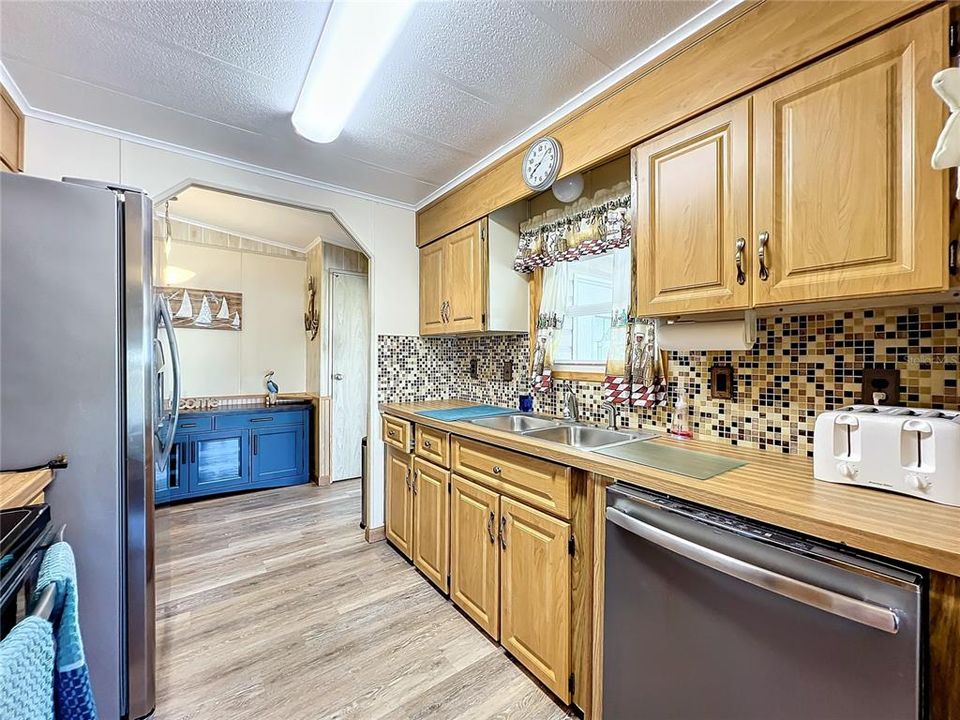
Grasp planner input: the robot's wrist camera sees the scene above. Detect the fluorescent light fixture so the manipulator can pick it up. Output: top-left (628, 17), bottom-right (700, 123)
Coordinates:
top-left (292, 0), bottom-right (415, 144)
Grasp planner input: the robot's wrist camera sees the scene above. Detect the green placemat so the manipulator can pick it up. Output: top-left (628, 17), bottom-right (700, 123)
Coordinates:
top-left (595, 440), bottom-right (745, 480)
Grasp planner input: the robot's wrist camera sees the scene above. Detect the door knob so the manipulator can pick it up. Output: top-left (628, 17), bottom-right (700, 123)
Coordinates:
top-left (333, 373), bottom-right (344, 380)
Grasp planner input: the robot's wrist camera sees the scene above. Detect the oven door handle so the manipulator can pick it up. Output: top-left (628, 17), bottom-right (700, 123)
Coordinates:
top-left (605, 507), bottom-right (900, 634)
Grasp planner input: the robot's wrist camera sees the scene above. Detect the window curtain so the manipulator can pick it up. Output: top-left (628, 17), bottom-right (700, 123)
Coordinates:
top-left (515, 182), bottom-right (631, 273)
top-left (601, 248), bottom-right (668, 408)
top-left (530, 263), bottom-right (568, 392)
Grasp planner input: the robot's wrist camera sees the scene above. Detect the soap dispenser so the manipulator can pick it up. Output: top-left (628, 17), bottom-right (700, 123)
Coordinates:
top-left (669, 385), bottom-right (693, 439)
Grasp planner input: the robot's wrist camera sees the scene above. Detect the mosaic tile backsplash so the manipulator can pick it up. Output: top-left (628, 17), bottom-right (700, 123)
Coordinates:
top-left (378, 304), bottom-right (960, 458)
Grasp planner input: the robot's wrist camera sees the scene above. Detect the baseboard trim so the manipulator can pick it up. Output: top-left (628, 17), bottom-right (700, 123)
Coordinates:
top-left (364, 526), bottom-right (386, 544)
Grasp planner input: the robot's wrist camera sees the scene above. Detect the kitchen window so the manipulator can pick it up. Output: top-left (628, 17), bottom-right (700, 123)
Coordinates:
top-left (553, 251), bottom-right (615, 373)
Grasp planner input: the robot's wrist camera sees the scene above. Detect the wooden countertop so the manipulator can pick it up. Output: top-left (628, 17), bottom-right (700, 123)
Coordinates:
top-left (381, 400), bottom-right (960, 577)
top-left (0, 468), bottom-right (55, 509)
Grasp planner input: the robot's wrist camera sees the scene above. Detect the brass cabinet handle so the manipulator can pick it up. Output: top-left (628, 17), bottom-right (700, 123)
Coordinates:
top-left (412, 470), bottom-right (418, 495)
top-left (423, 439), bottom-right (432, 449)
top-left (405, 468), bottom-right (412, 491)
top-left (950, 239), bottom-right (958, 277)
top-left (487, 511), bottom-right (495, 544)
top-left (440, 300), bottom-right (448, 323)
top-left (757, 231), bottom-right (770, 281)
top-left (735, 237), bottom-right (746, 285)
top-left (499, 514), bottom-right (508, 550)
top-left (492, 465), bottom-right (502, 475)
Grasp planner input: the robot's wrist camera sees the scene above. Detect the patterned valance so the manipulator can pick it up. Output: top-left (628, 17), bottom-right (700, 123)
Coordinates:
top-left (514, 182), bottom-right (631, 273)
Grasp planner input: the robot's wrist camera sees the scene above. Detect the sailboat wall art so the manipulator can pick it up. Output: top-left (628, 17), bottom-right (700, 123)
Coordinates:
top-left (158, 286), bottom-right (243, 331)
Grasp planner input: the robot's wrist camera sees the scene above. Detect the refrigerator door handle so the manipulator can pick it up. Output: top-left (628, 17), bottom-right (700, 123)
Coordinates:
top-left (605, 507), bottom-right (901, 634)
top-left (155, 294), bottom-right (181, 470)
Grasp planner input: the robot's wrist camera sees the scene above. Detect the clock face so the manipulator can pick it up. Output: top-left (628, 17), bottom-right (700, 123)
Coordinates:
top-left (522, 137), bottom-right (562, 191)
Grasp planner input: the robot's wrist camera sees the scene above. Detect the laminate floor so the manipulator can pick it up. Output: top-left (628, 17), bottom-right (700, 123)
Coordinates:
top-left (154, 481), bottom-right (571, 720)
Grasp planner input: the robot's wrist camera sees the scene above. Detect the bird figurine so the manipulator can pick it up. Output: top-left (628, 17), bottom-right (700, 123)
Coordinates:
top-left (264, 370), bottom-right (279, 406)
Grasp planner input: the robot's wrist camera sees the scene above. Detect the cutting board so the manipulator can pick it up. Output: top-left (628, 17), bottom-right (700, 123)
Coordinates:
top-left (596, 440), bottom-right (746, 480)
top-left (416, 405), bottom-right (516, 422)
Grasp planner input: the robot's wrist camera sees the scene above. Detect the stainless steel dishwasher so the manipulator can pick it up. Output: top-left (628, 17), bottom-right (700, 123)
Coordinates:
top-left (604, 484), bottom-right (924, 720)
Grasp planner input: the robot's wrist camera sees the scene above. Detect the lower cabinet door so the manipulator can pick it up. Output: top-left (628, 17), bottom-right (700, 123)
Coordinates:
top-left (499, 496), bottom-right (571, 703)
top-left (385, 445), bottom-right (413, 559)
top-left (450, 475), bottom-right (500, 639)
top-left (252, 424), bottom-right (306, 485)
top-left (155, 439), bottom-right (190, 503)
top-left (412, 458), bottom-right (450, 593)
top-left (188, 429), bottom-right (250, 494)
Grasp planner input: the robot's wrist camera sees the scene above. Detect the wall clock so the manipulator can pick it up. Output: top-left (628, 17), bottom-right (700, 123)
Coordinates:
top-left (522, 136), bottom-right (562, 191)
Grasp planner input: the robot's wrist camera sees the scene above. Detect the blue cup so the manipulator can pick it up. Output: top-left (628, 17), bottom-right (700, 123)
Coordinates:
top-left (519, 394), bottom-right (534, 413)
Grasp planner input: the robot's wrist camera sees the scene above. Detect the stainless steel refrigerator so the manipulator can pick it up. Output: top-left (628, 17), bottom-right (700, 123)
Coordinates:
top-left (0, 173), bottom-right (180, 719)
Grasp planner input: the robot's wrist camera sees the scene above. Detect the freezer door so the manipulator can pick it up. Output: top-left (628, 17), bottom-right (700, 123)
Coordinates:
top-left (1, 173), bottom-right (124, 719)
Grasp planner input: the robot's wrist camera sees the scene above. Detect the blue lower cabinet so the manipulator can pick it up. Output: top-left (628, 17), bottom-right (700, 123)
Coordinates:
top-left (155, 406), bottom-right (310, 504)
top-left (252, 425), bottom-right (307, 485)
top-left (188, 429), bottom-right (251, 494)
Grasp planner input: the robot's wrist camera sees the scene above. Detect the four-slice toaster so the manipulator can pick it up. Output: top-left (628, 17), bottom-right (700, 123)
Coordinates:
top-left (814, 405), bottom-right (960, 507)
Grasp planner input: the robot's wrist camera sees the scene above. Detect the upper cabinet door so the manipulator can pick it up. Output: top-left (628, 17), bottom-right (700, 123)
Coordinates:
top-left (634, 98), bottom-right (751, 316)
top-left (444, 220), bottom-right (486, 333)
top-left (752, 8), bottom-right (947, 306)
top-left (419, 240), bottom-right (445, 335)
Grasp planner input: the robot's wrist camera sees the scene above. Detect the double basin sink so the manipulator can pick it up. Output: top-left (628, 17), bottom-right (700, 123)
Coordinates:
top-left (468, 413), bottom-right (656, 451)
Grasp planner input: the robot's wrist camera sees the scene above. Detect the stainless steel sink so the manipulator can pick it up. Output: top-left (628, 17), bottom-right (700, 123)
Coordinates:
top-left (523, 425), bottom-right (654, 450)
top-left (468, 414), bottom-right (563, 433)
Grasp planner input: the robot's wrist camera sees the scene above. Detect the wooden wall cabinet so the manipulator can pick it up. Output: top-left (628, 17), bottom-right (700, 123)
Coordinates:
top-left (0, 86), bottom-right (23, 173)
top-left (634, 98), bottom-right (751, 316)
top-left (751, 9), bottom-right (946, 306)
top-left (385, 445), bottom-right (413, 559)
top-left (633, 9), bottom-right (949, 316)
top-left (419, 207), bottom-right (528, 336)
top-left (412, 458), bottom-right (450, 592)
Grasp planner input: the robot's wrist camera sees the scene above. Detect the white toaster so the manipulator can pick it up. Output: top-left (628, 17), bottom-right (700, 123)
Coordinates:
top-left (813, 405), bottom-right (960, 506)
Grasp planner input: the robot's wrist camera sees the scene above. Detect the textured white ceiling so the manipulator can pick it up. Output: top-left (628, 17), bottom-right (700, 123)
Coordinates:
top-left (167, 186), bottom-right (359, 251)
top-left (1, 0), bottom-right (712, 206)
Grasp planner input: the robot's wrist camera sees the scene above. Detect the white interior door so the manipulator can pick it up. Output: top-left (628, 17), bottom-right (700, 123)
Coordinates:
top-left (330, 271), bottom-right (369, 481)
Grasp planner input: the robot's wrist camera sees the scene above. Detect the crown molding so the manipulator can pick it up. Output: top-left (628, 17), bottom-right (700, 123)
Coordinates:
top-left (0, 61), bottom-right (417, 212)
top-left (413, 0), bottom-right (742, 211)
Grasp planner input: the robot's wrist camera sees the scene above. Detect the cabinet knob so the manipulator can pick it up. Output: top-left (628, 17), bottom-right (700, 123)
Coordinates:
top-left (388, 430), bottom-right (397, 437)
top-left (757, 231), bottom-right (770, 281)
top-left (492, 465), bottom-right (502, 475)
top-left (423, 439), bottom-right (432, 449)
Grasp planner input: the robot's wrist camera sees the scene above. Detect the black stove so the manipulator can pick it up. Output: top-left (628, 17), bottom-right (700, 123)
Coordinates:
top-left (0, 503), bottom-right (52, 636)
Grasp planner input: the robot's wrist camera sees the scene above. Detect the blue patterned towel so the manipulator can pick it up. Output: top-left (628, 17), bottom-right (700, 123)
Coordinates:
top-left (33, 542), bottom-right (98, 720)
top-left (416, 405), bottom-right (516, 422)
top-left (0, 616), bottom-right (54, 720)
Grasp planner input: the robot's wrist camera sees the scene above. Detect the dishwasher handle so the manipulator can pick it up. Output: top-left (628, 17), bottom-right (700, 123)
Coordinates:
top-left (605, 507), bottom-right (900, 634)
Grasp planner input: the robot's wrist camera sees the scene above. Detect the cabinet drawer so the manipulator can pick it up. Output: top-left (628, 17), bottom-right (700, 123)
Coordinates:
top-left (175, 416), bottom-right (213, 433)
top-left (415, 425), bottom-right (450, 468)
top-left (382, 415), bottom-right (412, 451)
top-left (215, 410), bottom-right (303, 430)
top-left (451, 437), bottom-right (571, 519)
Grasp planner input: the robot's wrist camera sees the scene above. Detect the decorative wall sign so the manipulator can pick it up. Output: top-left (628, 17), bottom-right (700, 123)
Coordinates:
top-left (159, 286), bottom-right (243, 331)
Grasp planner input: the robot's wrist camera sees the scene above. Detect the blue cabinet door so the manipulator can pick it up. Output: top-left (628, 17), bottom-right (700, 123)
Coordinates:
top-left (188, 429), bottom-right (250, 494)
top-left (155, 438), bottom-right (190, 503)
top-left (252, 424), bottom-right (306, 485)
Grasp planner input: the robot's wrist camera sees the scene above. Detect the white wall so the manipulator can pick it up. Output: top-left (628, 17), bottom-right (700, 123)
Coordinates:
top-left (164, 240), bottom-right (306, 397)
top-left (24, 116), bottom-right (419, 530)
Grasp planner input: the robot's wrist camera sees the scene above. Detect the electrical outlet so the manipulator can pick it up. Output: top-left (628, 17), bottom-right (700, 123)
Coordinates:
top-left (861, 368), bottom-right (900, 406)
top-left (502, 360), bottom-right (513, 382)
top-left (469, 358), bottom-right (479, 380)
top-left (710, 364), bottom-right (734, 400)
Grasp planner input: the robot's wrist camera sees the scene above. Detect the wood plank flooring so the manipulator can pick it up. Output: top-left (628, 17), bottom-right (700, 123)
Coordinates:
top-left (154, 481), bottom-right (571, 720)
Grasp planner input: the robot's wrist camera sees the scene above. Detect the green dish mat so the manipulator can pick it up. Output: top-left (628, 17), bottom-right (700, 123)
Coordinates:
top-left (416, 405), bottom-right (515, 422)
top-left (595, 440), bottom-right (746, 480)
